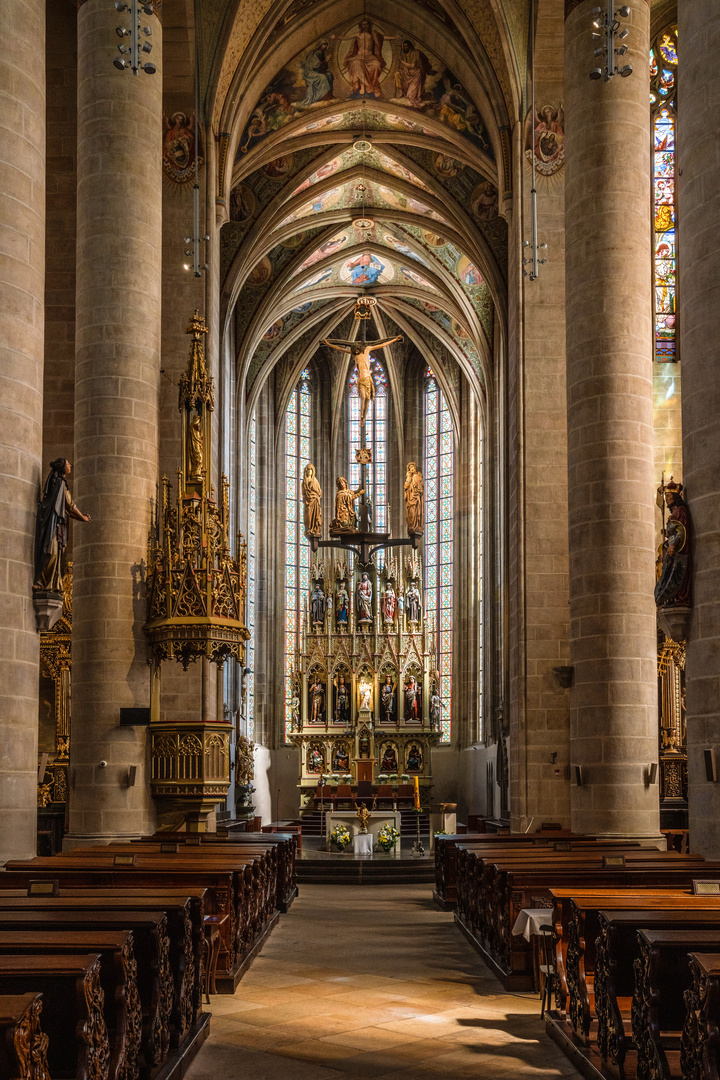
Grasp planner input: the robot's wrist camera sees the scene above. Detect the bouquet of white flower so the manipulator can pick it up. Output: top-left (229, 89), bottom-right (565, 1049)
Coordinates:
top-left (330, 823), bottom-right (351, 851)
top-left (377, 821), bottom-right (400, 851)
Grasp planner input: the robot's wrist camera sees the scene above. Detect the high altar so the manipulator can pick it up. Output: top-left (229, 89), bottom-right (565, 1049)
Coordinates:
top-left (289, 547), bottom-right (442, 811)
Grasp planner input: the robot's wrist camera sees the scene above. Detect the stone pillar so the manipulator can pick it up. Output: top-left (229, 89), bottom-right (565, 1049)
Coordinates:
top-left (68, 0), bottom-right (162, 840)
top-left (0, 0), bottom-right (45, 862)
top-left (564, 0), bottom-right (659, 837)
top-left (678, 4), bottom-right (720, 858)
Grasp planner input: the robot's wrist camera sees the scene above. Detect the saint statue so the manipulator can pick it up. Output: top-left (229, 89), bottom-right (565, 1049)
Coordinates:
top-left (335, 581), bottom-right (350, 628)
top-left (655, 478), bottom-right (691, 608)
top-left (381, 675), bottom-right (396, 722)
top-left (308, 746), bottom-right (324, 772)
top-left (333, 744), bottom-right (349, 771)
top-left (309, 675), bottom-right (326, 723)
top-left (430, 692), bottom-right (442, 728)
top-left (331, 476), bottom-right (364, 532)
top-left (355, 801), bottom-right (371, 834)
top-left (334, 675), bottom-right (350, 724)
top-left (407, 744), bottom-right (423, 771)
top-left (34, 458), bottom-right (91, 593)
top-left (406, 581), bottom-right (422, 624)
top-left (302, 463), bottom-right (322, 537)
top-left (404, 675), bottom-right (420, 722)
top-left (310, 582), bottom-right (326, 626)
top-left (359, 677), bottom-right (373, 711)
top-left (404, 462), bottom-right (424, 534)
top-left (356, 572), bottom-right (373, 622)
top-left (381, 744), bottom-right (397, 773)
top-left (188, 413), bottom-right (204, 478)
top-left (321, 336), bottom-right (402, 425)
top-left (382, 582), bottom-right (396, 624)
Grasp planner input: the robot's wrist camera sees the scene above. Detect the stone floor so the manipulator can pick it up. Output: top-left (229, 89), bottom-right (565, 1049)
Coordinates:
top-left (186, 883), bottom-right (582, 1079)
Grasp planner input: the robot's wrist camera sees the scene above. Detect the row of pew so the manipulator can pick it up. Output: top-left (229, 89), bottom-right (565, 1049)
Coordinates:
top-left (0, 830), bottom-right (297, 1080)
top-left (434, 831), bottom-right (720, 1079)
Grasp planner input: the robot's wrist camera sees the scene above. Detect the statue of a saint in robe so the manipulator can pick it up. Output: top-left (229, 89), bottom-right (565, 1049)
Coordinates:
top-left (302, 463), bottom-right (322, 536)
top-left (34, 458), bottom-right (90, 593)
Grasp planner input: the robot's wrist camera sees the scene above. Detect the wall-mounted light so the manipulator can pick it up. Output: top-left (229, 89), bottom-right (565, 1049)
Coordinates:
top-left (589, 1), bottom-right (633, 82)
top-left (574, 764), bottom-right (584, 786)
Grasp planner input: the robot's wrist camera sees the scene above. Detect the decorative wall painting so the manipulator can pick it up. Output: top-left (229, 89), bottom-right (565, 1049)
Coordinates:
top-left (456, 255), bottom-right (484, 286)
top-left (162, 112), bottom-right (203, 184)
top-left (524, 103), bottom-right (565, 176)
top-left (340, 251), bottom-right (394, 285)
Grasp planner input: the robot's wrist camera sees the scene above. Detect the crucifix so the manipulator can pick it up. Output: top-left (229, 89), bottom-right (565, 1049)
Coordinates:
top-left (321, 305), bottom-right (401, 534)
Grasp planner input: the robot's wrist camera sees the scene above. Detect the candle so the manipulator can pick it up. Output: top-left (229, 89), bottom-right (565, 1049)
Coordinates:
top-left (413, 775), bottom-right (420, 810)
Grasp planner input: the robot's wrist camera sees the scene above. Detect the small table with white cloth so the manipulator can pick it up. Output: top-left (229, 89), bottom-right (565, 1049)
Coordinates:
top-left (511, 907), bottom-right (554, 992)
top-left (353, 833), bottom-right (373, 856)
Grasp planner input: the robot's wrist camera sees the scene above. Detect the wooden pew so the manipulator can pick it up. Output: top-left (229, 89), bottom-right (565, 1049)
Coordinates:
top-left (455, 847), bottom-right (718, 989)
top-left (0, 994), bottom-right (50, 1080)
top-left (594, 908), bottom-right (720, 1074)
top-left (1, 852), bottom-right (275, 992)
top-left (633, 929), bottom-right (720, 1080)
top-left (682, 952), bottom-right (720, 1080)
top-left (0, 908), bottom-right (173, 1073)
top-left (0, 930), bottom-right (141, 1080)
top-left (0, 953), bottom-right (109, 1080)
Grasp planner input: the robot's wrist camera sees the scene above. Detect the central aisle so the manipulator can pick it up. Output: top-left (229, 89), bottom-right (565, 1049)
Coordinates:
top-left (187, 884), bottom-right (582, 1079)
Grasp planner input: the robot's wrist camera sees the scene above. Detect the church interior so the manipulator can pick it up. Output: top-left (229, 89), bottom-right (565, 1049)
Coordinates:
top-left (2, 0), bottom-right (720, 1076)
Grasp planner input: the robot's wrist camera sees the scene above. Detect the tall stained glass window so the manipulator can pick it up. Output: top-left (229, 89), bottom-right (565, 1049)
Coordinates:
top-left (650, 25), bottom-right (678, 362)
top-left (425, 369), bottom-right (453, 745)
top-left (349, 357), bottom-right (388, 532)
top-left (246, 411), bottom-right (256, 742)
top-left (284, 370), bottom-right (311, 741)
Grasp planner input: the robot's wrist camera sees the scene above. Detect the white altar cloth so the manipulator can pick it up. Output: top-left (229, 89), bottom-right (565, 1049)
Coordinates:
top-left (353, 833), bottom-right (373, 856)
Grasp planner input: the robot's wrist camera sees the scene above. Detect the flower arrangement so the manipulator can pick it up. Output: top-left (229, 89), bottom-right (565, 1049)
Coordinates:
top-left (341, 774), bottom-right (353, 784)
top-left (400, 773), bottom-right (410, 782)
top-left (377, 821), bottom-right (400, 852)
top-left (330, 773), bottom-right (340, 785)
top-left (377, 773), bottom-right (389, 783)
top-left (330, 824), bottom-right (352, 851)
top-left (388, 773), bottom-right (399, 784)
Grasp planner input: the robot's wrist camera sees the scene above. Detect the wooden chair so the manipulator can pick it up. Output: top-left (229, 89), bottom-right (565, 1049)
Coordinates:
top-left (396, 784), bottom-right (414, 808)
top-left (375, 785), bottom-right (395, 809)
top-left (334, 785), bottom-right (353, 809)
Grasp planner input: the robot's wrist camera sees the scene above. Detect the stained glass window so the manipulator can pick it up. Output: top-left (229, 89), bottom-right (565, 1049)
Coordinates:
top-left (650, 25), bottom-right (678, 362)
top-left (284, 370), bottom-right (311, 741)
top-left (425, 369), bottom-right (453, 745)
top-left (246, 411), bottom-right (256, 742)
top-left (349, 356), bottom-right (388, 533)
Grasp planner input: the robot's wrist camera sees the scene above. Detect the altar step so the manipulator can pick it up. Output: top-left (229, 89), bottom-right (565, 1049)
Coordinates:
top-left (297, 856), bottom-right (435, 886)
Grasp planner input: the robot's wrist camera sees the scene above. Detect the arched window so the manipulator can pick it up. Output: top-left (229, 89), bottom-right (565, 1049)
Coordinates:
top-left (650, 24), bottom-right (678, 362)
top-left (349, 357), bottom-right (388, 532)
top-left (246, 410), bottom-right (256, 741)
top-left (425, 368), bottom-right (453, 745)
top-left (284, 370), bottom-right (311, 740)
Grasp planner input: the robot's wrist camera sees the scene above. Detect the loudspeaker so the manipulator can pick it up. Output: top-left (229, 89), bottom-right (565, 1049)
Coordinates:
top-left (574, 765), bottom-right (583, 787)
top-left (704, 748), bottom-right (717, 783)
top-left (37, 753), bottom-right (49, 784)
top-left (648, 763), bottom-right (658, 785)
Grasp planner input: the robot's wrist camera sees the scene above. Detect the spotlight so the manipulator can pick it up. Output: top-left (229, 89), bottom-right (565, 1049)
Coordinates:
top-left (590, 68), bottom-right (603, 79)
top-left (113, 57), bottom-right (127, 70)
top-left (117, 44), bottom-right (130, 54)
top-left (143, 62), bottom-right (156, 74)
top-left (618, 27), bottom-right (629, 39)
top-left (618, 4), bottom-right (630, 15)
top-left (141, 41), bottom-right (152, 53)
top-left (619, 64), bottom-right (633, 77)
top-left (116, 25), bottom-right (129, 36)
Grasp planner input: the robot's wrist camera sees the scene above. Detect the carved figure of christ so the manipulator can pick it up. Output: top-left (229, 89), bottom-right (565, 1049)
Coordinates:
top-left (321, 336), bottom-right (402, 425)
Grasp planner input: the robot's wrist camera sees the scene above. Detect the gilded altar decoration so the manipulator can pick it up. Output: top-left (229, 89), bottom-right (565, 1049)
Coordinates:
top-left (37, 563), bottom-right (72, 819)
top-left (144, 311), bottom-right (249, 670)
top-left (330, 476), bottom-right (364, 532)
top-left (302, 463), bottom-right (322, 536)
top-left (404, 462), bottom-right (424, 535)
top-left (144, 312), bottom-right (247, 829)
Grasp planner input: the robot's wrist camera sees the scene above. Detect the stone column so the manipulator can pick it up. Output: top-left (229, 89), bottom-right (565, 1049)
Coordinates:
top-left (678, 4), bottom-right (720, 859)
top-left (565, 0), bottom-right (659, 837)
top-left (0, 0), bottom-right (45, 862)
top-left (68, 0), bottom-right (162, 840)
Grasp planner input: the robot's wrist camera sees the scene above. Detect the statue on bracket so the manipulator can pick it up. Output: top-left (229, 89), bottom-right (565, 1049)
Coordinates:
top-left (404, 462), bottom-right (424, 534)
top-left (310, 582), bottom-right (326, 627)
top-left (331, 476), bottom-right (364, 532)
top-left (430, 690), bottom-right (442, 729)
top-left (34, 458), bottom-right (91, 594)
top-left (382, 581), bottom-right (396, 624)
top-left (381, 674), bottom-right (396, 722)
top-left (407, 743), bottom-right (423, 772)
top-left (335, 580), bottom-right (350, 628)
top-left (655, 477), bottom-right (691, 608)
top-left (307, 746), bottom-right (324, 772)
top-left (334, 673), bottom-right (351, 724)
top-left (302, 463), bottom-right (322, 537)
top-left (404, 674), bottom-right (421, 722)
top-left (333, 743), bottom-right (350, 771)
top-left (309, 673), bottom-right (326, 723)
top-left (356, 572), bottom-right (373, 623)
top-left (188, 414), bottom-right (204, 479)
top-left (406, 580), bottom-right (422, 625)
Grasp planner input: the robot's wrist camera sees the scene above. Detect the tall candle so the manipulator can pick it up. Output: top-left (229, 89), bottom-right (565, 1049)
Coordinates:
top-left (413, 775), bottom-right (420, 810)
